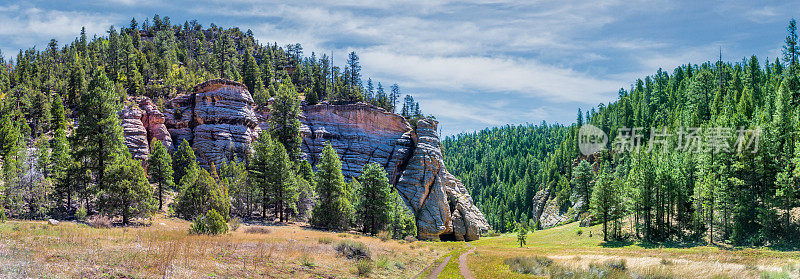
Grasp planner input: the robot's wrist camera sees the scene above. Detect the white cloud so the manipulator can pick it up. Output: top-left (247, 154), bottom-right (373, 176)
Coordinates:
top-left (360, 51), bottom-right (622, 104)
top-left (0, 6), bottom-right (117, 56)
top-left (422, 98), bottom-right (549, 126)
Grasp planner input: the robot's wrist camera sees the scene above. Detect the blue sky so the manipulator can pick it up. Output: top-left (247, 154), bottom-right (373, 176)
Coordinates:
top-left (1, 1), bottom-right (798, 135)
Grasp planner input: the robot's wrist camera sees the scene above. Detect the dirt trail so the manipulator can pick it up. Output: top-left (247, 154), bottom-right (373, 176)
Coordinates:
top-left (426, 255), bottom-right (451, 279)
top-left (458, 245), bottom-right (476, 279)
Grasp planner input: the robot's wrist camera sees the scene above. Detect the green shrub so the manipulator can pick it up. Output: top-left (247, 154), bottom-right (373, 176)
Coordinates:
top-left (318, 237), bottom-right (334, 244)
top-left (190, 209), bottom-right (229, 235)
top-left (504, 256), bottom-right (553, 276)
top-left (356, 259), bottom-right (374, 276)
top-left (576, 229), bottom-right (583, 236)
top-left (74, 205), bottom-right (87, 221)
top-left (0, 205), bottom-right (5, 222)
top-left (335, 239), bottom-right (371, 260)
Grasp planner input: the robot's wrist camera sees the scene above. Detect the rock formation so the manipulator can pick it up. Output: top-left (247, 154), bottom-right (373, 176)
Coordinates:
top-left (119, 97), bottom-right (173, 163)
top-left (164, 79), bottom-right (259, 168)
top-left (121, 79), bottom-right (489, 241)
top-left (297, 102), bottom-right (415, 181)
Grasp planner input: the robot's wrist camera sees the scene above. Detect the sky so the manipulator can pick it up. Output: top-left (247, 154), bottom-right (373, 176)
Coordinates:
top-left (1, 1), bottom-right (799, 136)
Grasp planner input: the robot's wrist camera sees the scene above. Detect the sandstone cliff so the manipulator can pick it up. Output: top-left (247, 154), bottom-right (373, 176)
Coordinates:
top-left (123, 80), bottom-right (489, 241)
top-left (119, 97), bottom-right (173, 164)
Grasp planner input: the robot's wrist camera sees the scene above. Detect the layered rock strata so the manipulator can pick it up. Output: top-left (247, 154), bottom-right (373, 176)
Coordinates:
top-left (164, 79), bottom-right (259, 168)
top-left (119, 97), bottom-right (173, 163)
top-left (122, 79), bottom-right (489, 240)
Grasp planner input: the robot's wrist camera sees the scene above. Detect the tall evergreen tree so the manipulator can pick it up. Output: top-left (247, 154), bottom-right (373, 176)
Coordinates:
top-left (356, 163), bottom-right (392, 235)
top-left (248, 132), bottom-right (298, 222)
top-left (269, 82), bottom-right (302, 160)
top-left (147, 140), bottom-right (174, 211)
top-left (173, 139), bottom-right (198, 186)
top-left (72, 70), bottom-right (125, 205)
top-left (311, 143), bottom-right (353, 230)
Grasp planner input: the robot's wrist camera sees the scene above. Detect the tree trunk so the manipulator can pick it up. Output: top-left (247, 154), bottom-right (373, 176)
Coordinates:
top-left (603, 211), bottom-right (608, 241)
top-left (158, 182), bottom-right (163, 211)
top-left (123, 202), bottom-right (130, 226)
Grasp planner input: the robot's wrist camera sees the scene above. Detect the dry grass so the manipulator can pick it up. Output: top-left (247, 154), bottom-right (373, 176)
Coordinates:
top-left (466, 222), bottom-right (800, 279)
top-left (243, 226), bottom-right (272, 234)
top-left (0, 218), bottom-right (449, 278)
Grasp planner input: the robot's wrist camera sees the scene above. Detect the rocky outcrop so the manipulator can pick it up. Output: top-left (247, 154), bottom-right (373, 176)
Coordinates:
top-left (395, 119), bottom-right (489, 241)
top-left (531, 188), bottom-right (551, 222)
top-left (296, 102), bottom-right (415, 180)
top-left (119, 97), bottom-right (172, 163)
top-left (164, 79), bottom-right (259, 168)
top-left (289, 103), bottom-right (489, 240)
top-left (128, 79), bottom-right (489, 241)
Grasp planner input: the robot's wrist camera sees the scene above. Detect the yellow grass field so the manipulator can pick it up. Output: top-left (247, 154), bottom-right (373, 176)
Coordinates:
top-left (0, 218), bottom-right (460, 278)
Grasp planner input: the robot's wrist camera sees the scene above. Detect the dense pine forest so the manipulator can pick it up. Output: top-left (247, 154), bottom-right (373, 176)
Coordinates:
top-left (0, 15), bottom-right (421, 239)
top-left (444, 20), bottom-right (800, 247)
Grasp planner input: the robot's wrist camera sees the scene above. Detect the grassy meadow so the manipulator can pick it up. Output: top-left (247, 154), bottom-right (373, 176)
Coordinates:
top-left (463, 222), bottom-right (800, 279)
top-left (0, 218), bottom-right (461, 278)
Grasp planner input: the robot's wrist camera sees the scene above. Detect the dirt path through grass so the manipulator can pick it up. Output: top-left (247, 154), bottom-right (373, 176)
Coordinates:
top-left (426, 255), bottom-right (451, 279)
top-left (458, 245), bottom-right (476, 279)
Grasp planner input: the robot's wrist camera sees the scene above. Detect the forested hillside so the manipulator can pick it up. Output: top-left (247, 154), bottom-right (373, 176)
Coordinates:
top-left (442, 123), bottom-right (575, 231)
top-left (444, 19), bottom-right (800, 247)
top-left (0, 15), bottom-right (429, 240)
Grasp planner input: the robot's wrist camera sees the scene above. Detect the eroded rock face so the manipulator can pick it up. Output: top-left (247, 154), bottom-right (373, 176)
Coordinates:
top-left (298, 102), bottom-right (415, 180)
top-left (395, 119), bottom-right (489, 241)
top-left (119, 97), bottom-right (173, 163)
top-left (125, 79), bottom-right (489, 241)
top-left (165, 79), bottom-right (259, 168)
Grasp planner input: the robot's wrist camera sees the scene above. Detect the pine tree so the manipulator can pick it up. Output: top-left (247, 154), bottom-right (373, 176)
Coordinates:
top-left (516, 223), bottom-right (527, 247)
top-left (388, 190), bottom-right (416, 239)
top-left (173, 139), bottom-right (198, 186)
top-left (390, 83), bottom-right (400, 113)
top-left (248, 132), bottom-right (298, 222)
top-left (175, 165), bottom-right (230, 220)
top-left (591, 164), bottom-right (620, 241)
top-left (51, 127), bottom-right (72, 208)
top-left (784, 19), bottom-right (799, 66)
top-left (311, 143), bottom-right (353, 230)
top-left (242, 49), bottom-right (265, 96)
top-left (356, 163), bottom-right (392, 235)
top-left (147, 140), bottom-right (174, 211)
top-left (269, 82), bottom-right (302, 160)
top-left (72, 70), bottom-right (125, 203)
top-left (571, 160), bottom-right (594, 212)
top-left (67, 55), bottom-right (87, 105)
top-left (96, 151), bottom-right (155, 225)
top-left (50, 94), bottom-right (66, 131)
